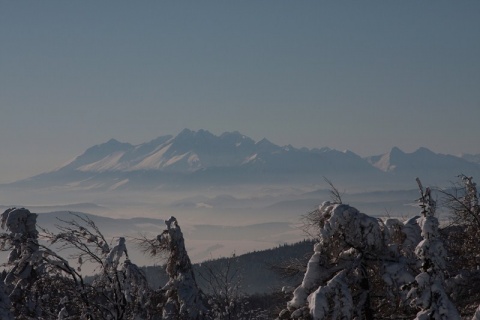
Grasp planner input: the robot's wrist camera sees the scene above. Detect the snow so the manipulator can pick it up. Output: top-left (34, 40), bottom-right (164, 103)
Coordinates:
top-left (288, 251), bottom-right (322, 309)
top-left (382, 261), bottom-right (415, 287)
top-left (1, 208), bottom-right (38, 239)
top-left (164, 153), bottom-right (189, 167)
top-left (104, 237), bottom-right (128, 269)
top-left (318, 202), bottom-right (384, 253)
top-left (78, 151), bottom-right (126, 172)
top-left (402, 216), bottom-right (422, 254)
top-left (131, 143), bottom-right (172, 170)
top-left (109, 178), bottom-right (129, 190)
top-left (308, 270), bottom-right (353, 320)
top-left (242, 153), bottom-right (258, 164)
top-left (187, 153), bottom-right (201, 168)
top-left (371, 149), bottom-right (399, 172)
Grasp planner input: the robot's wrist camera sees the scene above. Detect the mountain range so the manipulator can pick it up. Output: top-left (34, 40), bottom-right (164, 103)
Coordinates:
top-left (6, 129), bottom-right (480, 191)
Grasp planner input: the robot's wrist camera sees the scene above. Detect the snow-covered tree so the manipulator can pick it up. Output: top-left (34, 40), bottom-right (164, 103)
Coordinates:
top-left (406, 178), bottom-right (461, 319)
top-left (0, 208), bottom-right (85, 318)
top-left (139, 216), bottom-right (208, 319)
top-left (0, 208), bottom-right (44, 317)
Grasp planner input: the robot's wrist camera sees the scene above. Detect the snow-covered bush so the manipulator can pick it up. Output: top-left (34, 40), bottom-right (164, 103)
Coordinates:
top-left (278, 201), bottom-right (421, 319)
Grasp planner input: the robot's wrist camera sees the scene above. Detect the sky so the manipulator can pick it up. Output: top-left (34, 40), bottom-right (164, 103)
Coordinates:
top-left (1, 1), bottom-right (480, 183)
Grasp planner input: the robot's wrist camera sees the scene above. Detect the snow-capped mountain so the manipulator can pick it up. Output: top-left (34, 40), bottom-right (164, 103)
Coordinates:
top-left (366, 147), bottom-right (480, 185)
top-left (7, 130), bottom-right (480, 191)
top-left (50, 129), bottom-right (380, 177)
top-left (56, 129), bottom-right (262, 173)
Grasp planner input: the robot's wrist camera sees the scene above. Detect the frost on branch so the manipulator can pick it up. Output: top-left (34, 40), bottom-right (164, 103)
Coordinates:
top-left (407, 178), bottom-right (460, 320)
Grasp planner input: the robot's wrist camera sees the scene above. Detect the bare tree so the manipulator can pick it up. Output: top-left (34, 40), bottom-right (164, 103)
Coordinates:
top-left (439, 175), bottom-right (480, 228)
top-left (324, 177), bottom-right (343, 204)
top-left (196, 254), bottom-right (245, 320)
top-left (437, 175), bottom-right (480, 317)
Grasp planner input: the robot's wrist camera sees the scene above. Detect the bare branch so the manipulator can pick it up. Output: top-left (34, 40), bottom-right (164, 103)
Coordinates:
top-left (324, 176), bottom-right (343, 204)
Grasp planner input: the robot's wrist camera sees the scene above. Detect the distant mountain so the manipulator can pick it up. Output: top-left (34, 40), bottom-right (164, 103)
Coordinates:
top-left (8, 129), bottom-right (383, 190)
top-left (365, 147), bottom-right (480, 185)
top-left (461, 153), bottom-right (480, 165)
top-left (5, 130), bottom-right (480, 191)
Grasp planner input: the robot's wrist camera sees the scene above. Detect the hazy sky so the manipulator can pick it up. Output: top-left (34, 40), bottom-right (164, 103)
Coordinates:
top-left (1, 1), bottom-right (479, 183)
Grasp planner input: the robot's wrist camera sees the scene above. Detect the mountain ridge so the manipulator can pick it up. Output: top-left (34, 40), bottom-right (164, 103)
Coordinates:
top-left (4, 130), bottom-right (480, 191)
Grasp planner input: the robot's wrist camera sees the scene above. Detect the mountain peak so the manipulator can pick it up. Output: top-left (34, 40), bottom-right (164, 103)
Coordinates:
top-left (220, 131), bottom-right (243, 139)
top-left (102, 138), bottom-right (129, 146)
top-left (413, 147), bottom-right (434, 155)
top-left (217, 131), bottom-right (255, 149)
top-left (91, 138), bottom-right (132, 152)
top-left (196, 129), bottom-right (213, 136)
top-left (177, 128), bottom-right (195, 137)
top-left (390, 147), bottom-right (405, 156)
top-left (176, 129), bottom-right (216, 140)
top-left (256, 138), bottom-right (274, 146)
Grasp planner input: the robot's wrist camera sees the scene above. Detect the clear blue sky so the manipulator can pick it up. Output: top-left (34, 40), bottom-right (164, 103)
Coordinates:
top-left (1, 1), bottom-right (479, 183)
